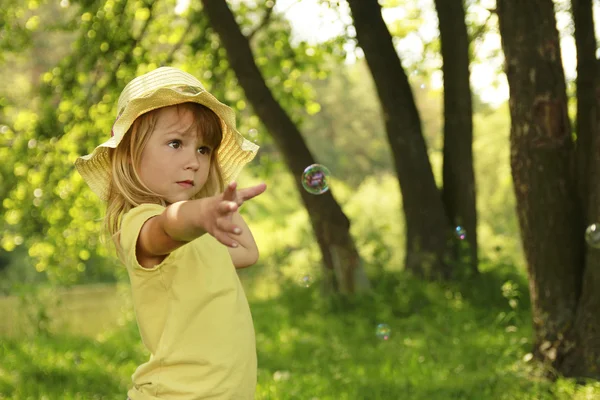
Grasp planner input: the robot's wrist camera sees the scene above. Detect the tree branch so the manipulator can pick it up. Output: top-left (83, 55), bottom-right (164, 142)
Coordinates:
top-left (470, 9), bottom-right (495, 43)
top-left (164, 20), bottom-right (193, 65)
top-left (92, 1), bottom-right (157, 104)
top-left (247, 0), bottom-right (277, 40)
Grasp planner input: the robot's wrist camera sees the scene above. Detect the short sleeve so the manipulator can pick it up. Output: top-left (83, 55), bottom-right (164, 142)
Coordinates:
top-left (120, 203), bottom-right (180, 272)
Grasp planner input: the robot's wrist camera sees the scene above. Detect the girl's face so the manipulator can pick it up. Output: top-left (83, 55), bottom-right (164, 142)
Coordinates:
top-left (138, 105), bottom-right (213, 204)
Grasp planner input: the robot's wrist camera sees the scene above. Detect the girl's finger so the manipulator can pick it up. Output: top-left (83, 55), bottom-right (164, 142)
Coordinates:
top-left (218, 200), bottom-right (238, 214)
top-left (216, 218), bottom-right (240, 235)
top-left (215, 232), bottom-right (238, 248)
top-left (239, 183), bottom-right (267, 202)
top-left (222, 181), bottom-right (237, 201)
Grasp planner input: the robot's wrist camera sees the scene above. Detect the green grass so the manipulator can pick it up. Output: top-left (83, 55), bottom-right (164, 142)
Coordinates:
top-left (1, 265), bottom-right (600, 400)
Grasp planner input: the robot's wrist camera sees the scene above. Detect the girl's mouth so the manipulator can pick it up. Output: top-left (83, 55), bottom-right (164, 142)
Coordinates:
top-left (177, 180), bottom-right (194, 188)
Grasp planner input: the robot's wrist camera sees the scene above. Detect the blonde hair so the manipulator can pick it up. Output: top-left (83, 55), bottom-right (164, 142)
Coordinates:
top-left (104, 102), bottom-right (225, 254)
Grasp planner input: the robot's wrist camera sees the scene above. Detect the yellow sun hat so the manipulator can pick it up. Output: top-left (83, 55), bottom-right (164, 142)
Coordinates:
top-left (74, 66), bottom-right (259, 202)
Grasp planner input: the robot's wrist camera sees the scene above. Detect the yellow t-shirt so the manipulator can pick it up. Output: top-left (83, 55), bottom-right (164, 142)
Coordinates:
top-left (120, 204), bottom-right (257, 400)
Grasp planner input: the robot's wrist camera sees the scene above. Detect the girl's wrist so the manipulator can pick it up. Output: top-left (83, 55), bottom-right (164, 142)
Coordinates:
top-left (163, 200), bottom-right (207, 242)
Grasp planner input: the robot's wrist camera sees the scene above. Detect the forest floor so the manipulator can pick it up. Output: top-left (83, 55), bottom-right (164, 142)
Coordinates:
top-left (1, 265), bottom-right (599, 399)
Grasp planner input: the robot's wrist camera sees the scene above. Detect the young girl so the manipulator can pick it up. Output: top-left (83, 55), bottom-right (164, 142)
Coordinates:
top-left (75, 67), bottom-right (267, 400)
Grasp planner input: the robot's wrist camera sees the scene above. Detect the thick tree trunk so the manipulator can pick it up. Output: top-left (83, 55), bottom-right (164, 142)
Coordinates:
top-left (497, 0), bottom-right (586, 374)
top-left (201, 0), bottom-right (370, 294)
top-left (347, 0), bottom-right (452, 279)
top-left (434, 0), bottom-right (478, 274)
top-left (572, 0), bottom-right (597, 219)
top-left (563, 159), bottom-right (600, 379)
top-left (559, 0), bottom-right (600, 375)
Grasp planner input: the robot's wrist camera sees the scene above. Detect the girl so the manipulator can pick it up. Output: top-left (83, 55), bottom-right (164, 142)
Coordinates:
top-left (75, 67), bottom-right (267, 400)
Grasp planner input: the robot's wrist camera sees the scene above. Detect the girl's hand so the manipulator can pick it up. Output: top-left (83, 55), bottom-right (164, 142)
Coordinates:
top-left (199, 181), bottom-right (266, 247)
top-left (222, 181), bottom-right (266, 207)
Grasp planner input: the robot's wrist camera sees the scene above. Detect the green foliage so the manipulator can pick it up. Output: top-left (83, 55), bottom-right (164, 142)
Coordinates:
top-left (471, 103), bottom-right (523, 265)
top-left (2, 265), bottom-right (600, 399)
top-left (0, 0), bottom-right (343, 285)
top-left (0, 0), bottom-right (520, 289)
top-left (300, 60), bottom-right (394, 186)
top-left (0, 92), bottom-right (519, 289)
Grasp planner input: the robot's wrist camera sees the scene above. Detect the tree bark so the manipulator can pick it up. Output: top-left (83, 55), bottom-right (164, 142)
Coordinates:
top-left (497, 0), bottom-right (586, 374)
top-left (558, 0), bottom-right (600, 377)
top-left (347, 0), bottom-right (452, 279)
top-left (572, 0), bottom-right (597, 220)
top-left (200, 0), bottom-right (370, 294)
top-left (563, 134), bottom-right (600, 378)
top-left (434, 0), bottom-right (478, 274)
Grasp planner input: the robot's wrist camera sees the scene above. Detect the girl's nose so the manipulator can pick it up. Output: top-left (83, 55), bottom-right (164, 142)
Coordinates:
top-left (184, 149), bottom-right (200, 171)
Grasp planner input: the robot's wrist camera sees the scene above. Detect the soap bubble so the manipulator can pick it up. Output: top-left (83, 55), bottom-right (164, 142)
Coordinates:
top-left (376, 323), bottom-right (391, 340)
top-left (585, 224), bottom-right (600, 249)
top-left (301, 164), bottom-right (331, 195)
top-left (454, 226), bottom-right (466, 240)
top-left (299, 274), bottom-right (313, 288)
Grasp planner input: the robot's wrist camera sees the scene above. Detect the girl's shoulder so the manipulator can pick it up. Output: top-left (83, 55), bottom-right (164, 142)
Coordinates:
top-left (120, 203), bottom-right (166, 250)
top-left (122, 203), bottom-right (165, 224)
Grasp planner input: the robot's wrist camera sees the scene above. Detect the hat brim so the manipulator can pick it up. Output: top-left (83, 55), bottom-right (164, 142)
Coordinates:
top-left (74, 86), bottom-right (259, 202)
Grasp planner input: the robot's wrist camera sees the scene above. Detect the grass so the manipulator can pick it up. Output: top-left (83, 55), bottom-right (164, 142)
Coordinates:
top-left (1, 264), bottom-right (600, 400)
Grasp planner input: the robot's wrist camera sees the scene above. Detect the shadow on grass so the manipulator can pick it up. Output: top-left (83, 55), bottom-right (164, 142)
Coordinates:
top-left (0, 333), bottom-right (138, 399)
top-left (248, 264), bottom-right (547, 400)
top-left (1, 261), bottom-right (583, 400)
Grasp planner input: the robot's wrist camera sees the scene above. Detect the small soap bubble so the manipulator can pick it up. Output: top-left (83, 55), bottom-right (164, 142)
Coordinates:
top-left (420, 83), bottom-right (426, 89)
top-left (248, 128), bottom-right (258, 137)
top-left (301, 164), bottom-right (331, 195)
top-left (454, 226), bottom-right (466, 240)
top-left (299, 274), bottom-right (313, 288)
top-left (585, 224), bottom-right (600, 249)
top-left (376, 323), bottom-right (391, 340)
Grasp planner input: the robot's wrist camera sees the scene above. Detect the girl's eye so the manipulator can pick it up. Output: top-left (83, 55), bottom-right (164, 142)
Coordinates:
top-left (198, 146), bottom-right (211, 155)
top-left (168, 140), bottom-right (182, 149)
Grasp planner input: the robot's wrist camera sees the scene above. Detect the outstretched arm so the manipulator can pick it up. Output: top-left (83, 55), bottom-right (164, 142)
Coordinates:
top-left (227, 211), bottom-right (259, 268)
top-left (135, 182), bottom-right (266, 269)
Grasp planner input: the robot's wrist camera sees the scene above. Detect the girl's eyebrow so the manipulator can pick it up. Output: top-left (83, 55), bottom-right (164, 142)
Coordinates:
top-left (169, 121), bottom-right (202, 137)
top-left (164, 128), bottom-right (194, 137)
top-left (164, 129), bottom-right (208, 144)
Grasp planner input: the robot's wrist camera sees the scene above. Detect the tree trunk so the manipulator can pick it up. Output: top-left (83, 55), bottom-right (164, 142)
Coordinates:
top-left (200, 0), bottom-right (370, 294)
top-left (572, 0), bottom-right (597, 220)
top-left (346, 0), bottom-right (452, 279)
top-left (497, 0), bottom-right (587, 374)
top-left (563, 136), bottom-right (600, 378)
top-left (434, 0), bottom-right (478, 274)
top-left (558, 0), bottom-right (600, 378)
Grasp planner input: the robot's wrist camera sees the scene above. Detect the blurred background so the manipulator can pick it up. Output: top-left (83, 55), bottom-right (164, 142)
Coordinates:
top-left (1, 0), bottom-right (600, 398)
